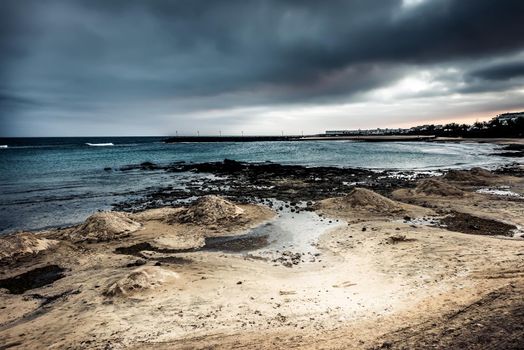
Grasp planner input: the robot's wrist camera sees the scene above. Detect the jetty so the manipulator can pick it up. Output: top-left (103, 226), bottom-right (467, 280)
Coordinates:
top-left (164, 135), bottom-right (436, 143)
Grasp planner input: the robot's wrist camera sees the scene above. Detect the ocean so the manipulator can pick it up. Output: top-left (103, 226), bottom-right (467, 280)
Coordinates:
top-left (0, 137), bottom-right (517, 234)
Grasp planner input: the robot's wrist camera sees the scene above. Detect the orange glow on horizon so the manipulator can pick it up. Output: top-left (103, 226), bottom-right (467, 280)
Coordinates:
top-left (395, 108), bottom-right (524, 129)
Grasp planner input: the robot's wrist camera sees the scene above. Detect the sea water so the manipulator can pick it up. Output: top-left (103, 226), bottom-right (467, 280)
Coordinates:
top-left (0, 137), bottom-right (518, 234)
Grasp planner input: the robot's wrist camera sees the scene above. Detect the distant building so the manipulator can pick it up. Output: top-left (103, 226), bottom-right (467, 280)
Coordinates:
top-left (325, 128), bottom-right (409, 136)
top-left (494, 111), bottom-right (524, 125)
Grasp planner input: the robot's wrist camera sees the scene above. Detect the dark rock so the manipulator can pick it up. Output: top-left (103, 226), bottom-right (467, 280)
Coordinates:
top-left (0, 265), bottom-right (66, 294)
top-left (126, 259), bottom-right (146, 267)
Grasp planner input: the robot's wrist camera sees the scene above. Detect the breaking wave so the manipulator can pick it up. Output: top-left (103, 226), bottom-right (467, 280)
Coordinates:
top-left (86, 142), bottom-right (114, 147)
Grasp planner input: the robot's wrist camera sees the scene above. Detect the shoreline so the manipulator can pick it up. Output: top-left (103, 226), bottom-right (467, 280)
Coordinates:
top-left (1, 163), bottom-right (524, 348)
top-left (2, 158), bottom-right (522, 236)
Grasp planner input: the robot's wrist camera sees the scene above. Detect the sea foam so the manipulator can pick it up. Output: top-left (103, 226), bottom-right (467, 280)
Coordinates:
top-left (86, 142), bottom-right (114, 147)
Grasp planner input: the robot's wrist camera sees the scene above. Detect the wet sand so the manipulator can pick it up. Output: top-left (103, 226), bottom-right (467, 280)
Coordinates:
top-left (1, 165), bottom-right (524, 349)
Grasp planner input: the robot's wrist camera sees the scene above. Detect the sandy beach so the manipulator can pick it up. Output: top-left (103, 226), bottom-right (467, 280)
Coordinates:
top-left (3, 0), bottom-right (523, 348)
top-left (1, 163), bottom-right (524, 349)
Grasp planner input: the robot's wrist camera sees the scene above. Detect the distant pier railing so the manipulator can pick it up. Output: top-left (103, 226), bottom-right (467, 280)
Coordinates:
top-left (164, 135), bottom-right (303, 143)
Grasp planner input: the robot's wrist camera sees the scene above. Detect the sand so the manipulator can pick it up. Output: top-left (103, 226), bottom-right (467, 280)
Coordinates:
top-left (166, 195), bottom-right (245, 225)
top-left (413, 178), bottom-right (465, 197)
top-left (104, 266), bottom-right (179, 298)
top-left (67, 211), bottom-right (142, 242)
top-left (1, 177), bottom-right (524, 349)
top-left (444, 167), bottom-right (494, 184)
top-left (0, 232), bottom-right (58, 263)
top-left (128, 196), bottom-right (276, 251)
top-left (315, 187), bottom-right (432, 221)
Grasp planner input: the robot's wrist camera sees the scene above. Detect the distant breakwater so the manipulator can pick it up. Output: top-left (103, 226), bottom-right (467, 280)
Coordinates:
top-left (164, 135), bottom-right (437, 143)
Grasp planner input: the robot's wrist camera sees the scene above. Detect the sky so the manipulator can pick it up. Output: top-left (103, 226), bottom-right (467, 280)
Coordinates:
top-left (1, 0), bottom-right (524, 136)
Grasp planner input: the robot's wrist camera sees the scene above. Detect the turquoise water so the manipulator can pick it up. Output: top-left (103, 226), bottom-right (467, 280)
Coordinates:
top-left (0, 137), bottom-right (515, 233)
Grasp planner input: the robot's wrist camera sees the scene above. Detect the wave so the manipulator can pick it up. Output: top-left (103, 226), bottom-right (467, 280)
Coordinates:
top-left (86, 142), bottom-right (114, 147)
top-left (0, 145), bottom-right (7, 149)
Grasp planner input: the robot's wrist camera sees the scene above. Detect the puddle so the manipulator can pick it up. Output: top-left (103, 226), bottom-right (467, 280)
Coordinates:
top-left (115, 243), bottom-right (194, 265)
top-left (0, 265), bottom-right (66, 294)
top-left (255, 207), bottom-right (342, 254)
top-left (115, 200), bottom-right (343, 265)
top-left (114, 242), bottom-right (194, 256)
top-left (153, 256), bottom-right (192, 264)
top-left (203, 234), bottom-right (270, 252)
top-left (204, 200), bottom-right (343, 265)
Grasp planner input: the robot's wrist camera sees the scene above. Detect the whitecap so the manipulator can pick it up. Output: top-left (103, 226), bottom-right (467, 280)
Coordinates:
top-left (85, 142), bottom-right (114, 147)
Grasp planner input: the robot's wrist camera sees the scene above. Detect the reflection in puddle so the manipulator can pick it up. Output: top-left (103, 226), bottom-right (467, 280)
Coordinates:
top-left (203, 200), bottom-right (344, 262)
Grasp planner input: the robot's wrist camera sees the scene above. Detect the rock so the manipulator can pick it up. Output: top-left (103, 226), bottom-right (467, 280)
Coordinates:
top-left (140, 162), bottom-right (158, 170)
top-left (223, 159), bottom-right (244, 172)
top-left (104, 266), bottom-right (179, 297)
top-left (126, 259), bottom-right (146, 267)
top-left (380, 341), bottom-right (393, 349)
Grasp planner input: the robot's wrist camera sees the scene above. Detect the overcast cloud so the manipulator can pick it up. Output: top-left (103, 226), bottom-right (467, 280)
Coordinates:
top-left (1, 0), bottom-right (524, 136)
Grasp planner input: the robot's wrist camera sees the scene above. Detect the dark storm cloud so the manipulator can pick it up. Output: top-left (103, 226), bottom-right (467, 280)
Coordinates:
top-left (1, 0), bottom-right (524, 135)
top-left (470, 62), bottom-right (524, 81)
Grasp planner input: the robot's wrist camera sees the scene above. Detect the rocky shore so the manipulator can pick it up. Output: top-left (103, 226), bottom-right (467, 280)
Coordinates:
top-left (1, 162), bottom-right (524, 349)
top-left (113, 159), bottom-right (438, 212)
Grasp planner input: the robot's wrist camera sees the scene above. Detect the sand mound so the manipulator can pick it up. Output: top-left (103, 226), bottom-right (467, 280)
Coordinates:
top-left (415, 179), bottom-right (465, 197)
top-left (104, 266), bottom-right (179, 297)
top-left (69, 212), bottom-right (141, 242)
top-left (471, 167), bottom-right (497, 178)
top-left (0, 232), bottom-right (58, 262)
top-left (321, 188), bottom-right (406, 215)
top-left (341, 188), bottom-right (405, 213)
top-left (167, 195), bottom-right (245, 225)
top-left (152, 234), bottom-right (206, 251)
top-left (444, 167), bottom-right (497, 184)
